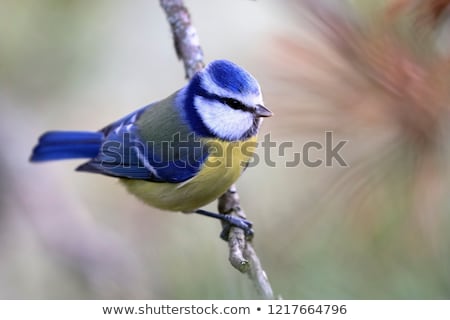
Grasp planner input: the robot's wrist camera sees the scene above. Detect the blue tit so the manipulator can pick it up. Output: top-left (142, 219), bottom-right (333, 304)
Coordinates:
top-left (30, 60), bottom-right (272, 236)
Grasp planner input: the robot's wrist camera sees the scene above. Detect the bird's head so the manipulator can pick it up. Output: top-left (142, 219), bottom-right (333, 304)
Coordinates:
top-left (181, 60), bottom-right (272, 141)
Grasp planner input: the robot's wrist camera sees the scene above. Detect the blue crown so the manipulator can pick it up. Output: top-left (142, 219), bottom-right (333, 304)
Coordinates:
top-left (206, 60), bottom-right (260, 95)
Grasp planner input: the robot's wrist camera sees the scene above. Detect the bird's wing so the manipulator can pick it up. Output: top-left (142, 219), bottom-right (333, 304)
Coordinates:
top-left (76, 105), bottom-right (209, 183)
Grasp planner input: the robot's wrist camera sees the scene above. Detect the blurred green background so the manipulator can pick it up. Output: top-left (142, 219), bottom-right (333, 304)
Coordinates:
top-left (1, 0), bottom-right (450, 299)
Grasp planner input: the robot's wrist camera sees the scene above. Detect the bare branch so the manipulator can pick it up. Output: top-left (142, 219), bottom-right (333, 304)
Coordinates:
top-left (159, 0), bottom-right (204, 78)
top-left (219, 185), bottom-right (274, 299)
top-left (160, 0), bottom-right (275, 299)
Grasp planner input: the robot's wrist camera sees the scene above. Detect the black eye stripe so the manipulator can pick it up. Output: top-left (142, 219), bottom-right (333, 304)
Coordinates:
top-left (220, 97), bottom-right (253, 112)
top-left (221, 98), bottom-right (244, 109)
top-left (195, 88), bottom-right (254, 113)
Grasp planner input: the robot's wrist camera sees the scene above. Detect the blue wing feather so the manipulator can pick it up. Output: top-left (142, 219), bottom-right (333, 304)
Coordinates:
top-left (76, 105), bottom-right (208, 183)
top-left (76, 106), bottom-right (166, 181)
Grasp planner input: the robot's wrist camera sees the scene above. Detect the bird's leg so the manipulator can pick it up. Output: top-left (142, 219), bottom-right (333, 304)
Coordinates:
top-left (194, 209), bottom-right (253, 241)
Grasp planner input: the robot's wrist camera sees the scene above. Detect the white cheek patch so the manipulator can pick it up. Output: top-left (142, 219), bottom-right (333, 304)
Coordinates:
top-left (200, 71), bottom-right (264, 107)
top-left (194, 96), bottom-right (254, 141)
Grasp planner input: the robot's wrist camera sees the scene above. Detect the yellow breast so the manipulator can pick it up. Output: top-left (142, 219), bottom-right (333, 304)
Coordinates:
top-left (120, 136), bottom-right (257, 212)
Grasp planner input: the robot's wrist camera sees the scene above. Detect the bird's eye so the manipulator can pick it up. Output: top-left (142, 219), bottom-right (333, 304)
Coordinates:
top-left (221, 98), bottom-right (246, 110)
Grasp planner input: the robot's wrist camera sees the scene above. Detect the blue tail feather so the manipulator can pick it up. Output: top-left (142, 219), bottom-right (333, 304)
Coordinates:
top-left (30, 131), bottom-right (103, 162)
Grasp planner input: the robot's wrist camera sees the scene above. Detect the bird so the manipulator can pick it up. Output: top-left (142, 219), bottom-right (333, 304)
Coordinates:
top-left (30, 59), bottom-right (272, 238)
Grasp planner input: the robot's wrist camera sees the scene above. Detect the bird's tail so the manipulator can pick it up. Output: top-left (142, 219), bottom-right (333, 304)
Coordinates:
top-left (30, 131), bottom-right (103, 162)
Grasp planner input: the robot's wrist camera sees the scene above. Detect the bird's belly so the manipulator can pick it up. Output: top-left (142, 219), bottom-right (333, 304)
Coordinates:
top-left (120, 137), bottom-right (257, 212)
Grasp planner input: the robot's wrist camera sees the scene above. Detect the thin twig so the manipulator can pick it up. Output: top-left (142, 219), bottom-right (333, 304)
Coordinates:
top-left (160, 0), bottom-right (274, 299)
top-left (219, 185), bottom-right (274, 299)
top-left (159, 0), bottom-right (204, 78)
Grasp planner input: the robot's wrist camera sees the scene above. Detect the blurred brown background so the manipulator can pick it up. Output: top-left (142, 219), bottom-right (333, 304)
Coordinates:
top-left (1, 0), bottom-right (450, 299)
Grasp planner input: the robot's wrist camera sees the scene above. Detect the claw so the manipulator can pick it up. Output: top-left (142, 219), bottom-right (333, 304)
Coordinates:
top-left (194, 209), bottom-right (254, 241)
top-left (220, 221), bottom-right (254, 241)
top-left (222, 214), bottom-right (253, 230)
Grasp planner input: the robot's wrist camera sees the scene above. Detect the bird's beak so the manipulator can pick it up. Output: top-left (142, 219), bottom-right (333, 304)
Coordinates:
top-left (254, 104), bottom-right (273, 118)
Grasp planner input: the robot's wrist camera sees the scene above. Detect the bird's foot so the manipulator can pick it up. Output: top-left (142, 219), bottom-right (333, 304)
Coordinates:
top-left (194, 209), bottom-right (254, 241)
